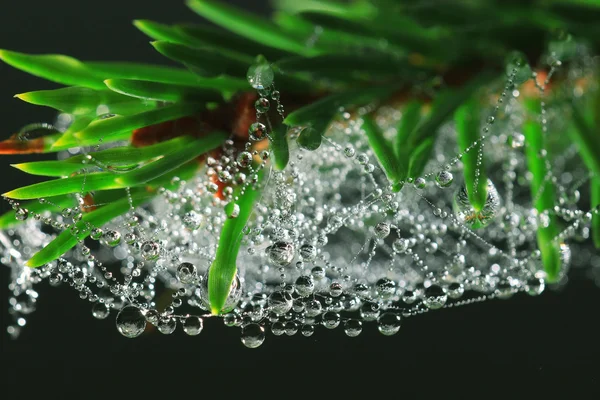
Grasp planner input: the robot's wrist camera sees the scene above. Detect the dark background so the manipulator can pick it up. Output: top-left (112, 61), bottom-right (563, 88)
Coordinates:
top-left (1, 0), bottom-right (599, 381)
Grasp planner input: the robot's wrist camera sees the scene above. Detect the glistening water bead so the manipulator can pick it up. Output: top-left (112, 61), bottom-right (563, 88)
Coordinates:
top-left (248, 122), bottom-right (267, 142)
top-left (183, 316), bottom-right (203, 336)
top-left (198, 271), bottom-right (242, 313)
top-left (268, 241), bottom-right (295, 266)
top-left (241, 323), bottom-right (265, 348)
top-left (246, 62), bottom-right (274, 90)
top-left (176, 262), bottom-right (197, 284)
top-left (453, 179), bottom-right (501, 228)
top-left (116, 306), bottom-right (146, 338)
top-left (377, 312), bottom-right (402, 336)
top-left (435, 171), bottom-right (454, 188)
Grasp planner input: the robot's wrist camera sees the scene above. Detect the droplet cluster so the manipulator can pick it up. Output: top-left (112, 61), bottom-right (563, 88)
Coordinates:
top-left (2, 41), bottom-right (600, 348)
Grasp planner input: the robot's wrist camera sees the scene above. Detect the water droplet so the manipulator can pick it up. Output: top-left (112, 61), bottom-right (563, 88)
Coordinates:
top-left (116, 306), bottom-right (146, 338)
top-left (377, 312), bottom-right (402, 336)
top-left (376, 278), bottom-right (396, 299)
top-left (295, 275), bottom-right (315, 297)
top-left (322, 311), bottom-right (340, 329)
top-left (447, 282), bottom-right (465, 299)
top-left (241, 323), bottom-right (265, 348)
top-left (268, 241), bottom-right (295, 266)
top-left (495, 279), bottom-right (515, 299)
top-left (305, 299), bottom-right (322, 317)
top-left (104, 230), bottom-right (121, 247)
top-left (329, 282), bottom-right (343, 297)
top-left (357, 153), bottom-right (369, 165)
top-left (268, 291), bottom-right (293, 315)
top-left (90, 228), bottom-right (103, 240)
top-left (453, 180), bottom-right (500, 229)
top-left (360, 301), bottom-right (381, 321)
top-left (311, 266), bottom-right (325, 279)
top-left (374, 222), bottom-right (391, 239)
top-left (237, 151), bottom-right (253, 168)
top-left (435, 171), bottom-right (453, 188)
top-left (145, 309), bottom-right (159, 325)
top-left (423, 285), bottom-right (447, 309)
top-left (414, 177), bottom-right (426, 189)
top-left (255, 97), bottom-right (270, 113)
top-left (299, 243), bottom-right (317, 261)
top-left (248, 122), bottom-right (267, 142)
top-left (176, 262), bottom-right (197, 284)
top-left (402, 290), bottom-right (417, 304)
top-left (141, 241), bottom-right (160, 261)
top-left (226, 202), bottom-right (240, 218)
top-left (183, 316), bottom-right (203, 336)
top-left (224, 312), bottom-right (242, 327)
top-left (525, 277), bottom-right (545, 296)
top-left (124, 232), bottom-right (137, 244)
top-left (198, 270), bottom-right (242, 314)
top-left (284, 321), bottom-right (298, 336)
top-left (73, 270), bottom-right (86, 285)
top-left (344, 319), bottom-right (362, 337)
top-left (271, 321), bottom-right (285, 336)
top-left (247, 63), bottom-right (274, 90)
top-left (183, 211), bottom-right (202, 230)
top-left (344, 145), bottom-right (356, 158)
top-left (92, 303), bottom-right (110, 320)
top-left (158, 316), bottom-right (177, 334)
top-left (15, 208), bottom-right (28, 221)
top-left (505, 51), bottom-right (532, 84)
top-left (301, 324), bottom-right (314, 337)
top-left (392, 238), bottom-right (409, 253)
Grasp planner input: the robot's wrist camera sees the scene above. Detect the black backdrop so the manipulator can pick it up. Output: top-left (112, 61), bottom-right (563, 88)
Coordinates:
top-left (1, 0), bottom-right (599, 379)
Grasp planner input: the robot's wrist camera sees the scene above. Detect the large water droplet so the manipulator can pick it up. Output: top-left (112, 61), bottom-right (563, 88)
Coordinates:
top-left (435, 171), bottom-right (453, 188)
top-left (241, 323), bottom-right (265, 348)
top-left (247, 63), bottom-right (274, 90)
top-left (344, 319), bottom-right (362, 337)
top-left (453, 179), bottom-right (501, 229)
top-left (248, 122), bottom-right (267, 142)
top-left (92, 303), bottom-right (110, 319)
top-left (198, 270), bottom-right (242, 314)
top-left (176, 262), bottom-right (197, 284)
top-left (268, 241), bottom-right (295, 266)
top-left (423, 285), bottom-right (447, 309)
top-left (116, 306), bottom-right (146, 338)
top-left (268, 290), bottom-right (293, 315)
top-left (183, 316), bottom-right (203, 336)
top-left (377, 312), bottom-right (402, 336)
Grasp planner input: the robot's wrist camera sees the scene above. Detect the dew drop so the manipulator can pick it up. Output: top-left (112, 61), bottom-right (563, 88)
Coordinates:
top-left (183, 316), bottom-right (203, 336)
top-left (255, 97), bottom-right (270, 113)
top-left (247, 63), bottom-right (274, 90)
top-left (198, 270), bottom-right (242, 314)
top-left (116, 306), bottom-right (146, 338)
top-left (322, 311), bottom-right (340, 329)
top-left (435, 171), bottom-right (453, 188)
top-left (158, 316), bottom-right (177, 334)
top-left (15, 208), bottom-right (29, 221)
top-left (377, 312), bottom-right (402, 336)
top-left (92, 303), bottom-right (110, 320)
top-left (248, 122), bottom-right (267, 142)
top-left (423, 285), bottom-right (448, 309)
top-left (176, 262), bottom-right (197, 284)
top-left (268, 290), bottom-right (293, 315)
top-left (104, 230), bottom-right (121, 247)
top-left (241, 323), bottom-right (265, 348)
top-left (268, 241), bottom-right (295, 266)
top-left (141, 241), bottom-right (160, 261)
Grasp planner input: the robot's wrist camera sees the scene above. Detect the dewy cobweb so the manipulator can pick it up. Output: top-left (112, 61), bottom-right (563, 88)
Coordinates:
top-left (2, 43), bottom-right (600, 349)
